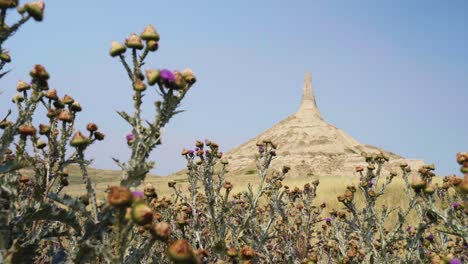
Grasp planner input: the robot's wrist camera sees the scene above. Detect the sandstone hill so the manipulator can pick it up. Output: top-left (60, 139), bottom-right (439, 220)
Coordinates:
top-left (225, 72), bottom-right (424, 178)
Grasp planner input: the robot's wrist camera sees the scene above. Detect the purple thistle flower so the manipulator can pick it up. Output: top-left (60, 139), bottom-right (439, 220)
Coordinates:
top-left (132, 191), bottom-right (144, 199)
top-left (160, 69), bottom-right (175, 82)
top-left (195, 147), bottom-right (200, 151)
top-left (368, 179), bottom-right (376, 187)
top-left (126, 134), bottom-right (134, 141)
top-left (325, 217), bottom-right (331, 224)
top-left (188, 150), bottom-right (194, 155)
top-left (406, 226), bottom-right (412, 232)
top-left (449, 258), bottom-right (462, 264)
top-left (284, 235), bottom-right (290, 241)
top-left (427, 233), bottom-right (434, 241)
top-left (452, 202), bottom-right (460, 209)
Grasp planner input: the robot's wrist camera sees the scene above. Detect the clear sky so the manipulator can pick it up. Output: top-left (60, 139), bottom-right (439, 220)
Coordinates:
top-left (2, 0), bottom-right (467, 176)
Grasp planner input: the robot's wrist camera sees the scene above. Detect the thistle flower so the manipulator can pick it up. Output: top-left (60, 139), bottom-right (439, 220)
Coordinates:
top-left (62, 95), bottom-right (74, 105)
top-left (449, 258), bottom-right (462, 264)
top-left (86, 123), bottom-right (98, 132)
top-left (426, 233), bottom-right (434, 241)
top-left (452, 202), bottom-right (460, 210)
top-left (160, 69), bottom-right (175, 83)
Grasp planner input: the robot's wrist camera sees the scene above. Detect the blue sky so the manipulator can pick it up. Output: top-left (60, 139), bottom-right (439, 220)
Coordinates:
top-left (2, 0), bottom-right (467, 176)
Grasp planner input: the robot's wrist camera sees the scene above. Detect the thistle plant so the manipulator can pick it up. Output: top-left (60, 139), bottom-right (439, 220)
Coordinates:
top-left (0, 64), bottom-right (105, 263)
top-left (319, 153), bottom-right (468, 264)
top-left (0, 1), bottom-right (45, 77)
top-left (110, 25), bottom-right (196, 188)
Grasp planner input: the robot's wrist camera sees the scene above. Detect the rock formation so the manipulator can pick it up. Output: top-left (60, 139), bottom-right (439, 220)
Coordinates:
top-left (225, 72), bottom-right (424, 177)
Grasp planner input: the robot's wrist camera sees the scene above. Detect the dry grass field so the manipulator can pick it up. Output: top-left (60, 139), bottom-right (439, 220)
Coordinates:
top-left (60, 165), bottom-right (444, 227)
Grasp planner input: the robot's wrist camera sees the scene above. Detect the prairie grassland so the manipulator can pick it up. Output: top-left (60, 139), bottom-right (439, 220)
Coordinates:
top-left (62, 166), bottom-right (444, 226)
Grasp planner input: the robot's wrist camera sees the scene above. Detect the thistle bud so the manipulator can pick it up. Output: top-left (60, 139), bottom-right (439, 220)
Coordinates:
top-left (12, 93), bottom-right (24, 103)
top-left (0, 50), bottom-right (11, 63)
top-left (108, 186), bottom-right (133, 207)
top-left (411, 175), bottom-right (426, 191)
top-left (109, 41), bottom-right (126, 57)
top-left (58, 110), bottom-right (73, 123)
top-left (46, 108), bottom-right (57, 118)
top-left (423, 182), bottom-right (436, 195)
top-left (173, 71), bottom-right (187, 90)
top-left (0, 0), bottom-right (18, 9)
top-left (150, 222), bottom-right (171, 241)
top-left (146, 40), bottom-right (158, 51)
top-left (18, 125), bottom-right (36, 136)
top-left (61, 177), bottom-right (69, 186)
top-left (17, 5), bottom-right (25, 14)
top-left (125, 33), bottom-right (144, 50)
top-left (146, 69), bottom-right (160, 86)
top-left (460, 175), bottom-right (468, 194)
top-left (282, 165), bottom-right (291, 174)
top-left (0, 120), bottom-right (13, 129)
top-left (70, 131), bottom-right (90, 147)
top-left (36, 140), bottom-right (46, 149)
top-left (94, 131), bottom-right (105, 141)
top-left (131, 201), bottom-right (153, 225)
top-left (181, 68), bottom-right (196, 85)
top-left (144, 183), bottom-right (156, 196)
top-left (70, 101), bottom-right (82, 112)
top-left (24, 1), bottom-right (45, 21)
top-left (133, 79), bottom-right (146, 92)
top-left (30, 64), bottom-right (49, 80)
top-left (44, 89), bottom-right (58, 100)
top-left (19, 174), bottom-right (30, 183)
top-left (53, 100), bottom-right (65, 109)
top-left (167, 240), bottom-right (195, 263)
top-left (227, 247), bottom-right (238, 258)
top-left (86, 123), bottom-right (98, 132)
top-left (16, 80), bottom-right (31, 92)
top-left (456, 152), bottom-right (467, 165)
top-left (62, 95), bottom-right (74, 105)
top-left (240, 246), bottom-right (256, 260)
top-left (140, 24), bottom-right (160, 41)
